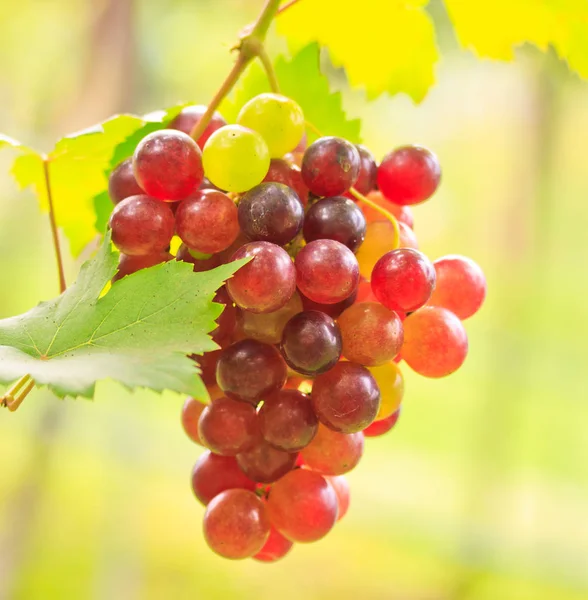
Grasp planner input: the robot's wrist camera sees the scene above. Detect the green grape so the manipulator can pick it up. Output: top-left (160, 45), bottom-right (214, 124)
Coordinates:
top-left (237, 93), bottom-right (305, 158)
top-left (203, 125), bottom-right (270, 193)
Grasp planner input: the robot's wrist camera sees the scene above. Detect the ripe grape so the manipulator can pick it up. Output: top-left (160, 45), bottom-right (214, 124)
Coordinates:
top-left (237, 291), bottom-right (303, 344)
top-left (227, 242), bottom-right (296, 313)
top-left (181, 397), bottom-right (206, 444)
top-left (176, 244), bottom-right (221, 272)
top-left (191, 451), bottom-right (256, 505)
top-left (402, 306), bottom-right (468, 377)
top-left (301, 137), bottom-right (360, 196)
top-left (253, 526), bottom-right (293, 562)
top-left (356, 220), bottom-right (399, 279)
top-left (353, 145), bottom-right (378, 195)
top-left (198, 396), bottom-right (260, 455)
top-left (312, 362), bottom-right (380, 433)
top-left (338, 302), bottom-right (404, 366)
top-left (108, 158), bottom-right (144, 204)
top-left (266, 469), bottom-right (338, 543)
top-left (175, 190), bottom-right (239, 254)
top-left (359, 190), bottom-right (414, 228)
top-left (428, 255), bottom-right (487, 319)
top-left (112, 251), bottom-right (172, 282)
top-left (168, 105), bottom-right (227, 148)
top-left (295, 240), bottom-right (359, 304)
top-left (301, 425), bottom-right (364, 475)
top-left (133, 130), bottom-right (203, 201)
top-left (203, 489), bottom-right (270, 559)
top-left (216, 339), bottom-right (287, 404)
top-left (236, 440), bottom-right (298, 483)
top-left (371, 248), bottom-right (436, 313)
top-left (368, 362), bottom-right (404, 419)
top-left (355, 277), bottom-right (377, 303)
top-left (108, 195), bottom-right (174, 256)
top-left (211, 287), bottom-right (237, 347)
top-left (328, 476), bottom-right (350, 521)
top-left (363, 408), bottom-right (401, 437)
top-left (258, 389), bottom-right (318, 452)
top-left (202, 125), bottom-right (270, 193)
top-left (280, 311), bottom-right (342, 375)
top-left (300, 289), bottom-right (357, 319)
top-left (238, 182), bottom-right (304, 246)
top-left (237, 93), bottom-right (305, 158)
top-left (264, 159), bottom-right (309, 205)
top-left (398, 220), bottom-right (419, 249)
top-left (377, 145), bottom-right (441, 205)
top-left (303, 196), bottom-right (366, 253)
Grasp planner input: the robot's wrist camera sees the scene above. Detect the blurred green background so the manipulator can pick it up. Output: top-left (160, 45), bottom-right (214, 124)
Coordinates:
top-left (1, 1), bottom-right (587, 599)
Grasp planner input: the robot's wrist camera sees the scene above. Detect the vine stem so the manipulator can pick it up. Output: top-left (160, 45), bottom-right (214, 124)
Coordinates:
top-left (43, 158), bottom-right (67, 294)
top-left (257, 45), bottom-right (280, 93)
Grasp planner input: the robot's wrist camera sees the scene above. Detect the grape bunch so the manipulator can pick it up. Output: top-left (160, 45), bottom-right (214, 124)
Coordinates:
top-left (106, 93), bottom-right (487, 562)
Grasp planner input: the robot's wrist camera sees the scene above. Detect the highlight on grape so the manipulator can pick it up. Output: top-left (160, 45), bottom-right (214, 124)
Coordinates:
top-left (107, 93), bottom-right (487, 563)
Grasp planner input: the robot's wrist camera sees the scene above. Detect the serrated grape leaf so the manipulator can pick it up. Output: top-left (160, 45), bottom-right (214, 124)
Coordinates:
top-left (444, 0), bottom-right (588, 79)
top-left (219, 43), bottom-right (361, 143)
top-left (1, 107), bottom-right (183, 258)
top-left (0, 232), bottom-right (247, 400)
top-left (276, 0), bottom-right (438, 103)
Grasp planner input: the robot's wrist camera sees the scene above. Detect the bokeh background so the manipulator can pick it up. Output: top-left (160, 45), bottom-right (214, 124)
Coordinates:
top-left (1, 1), bottom-right (587, 599)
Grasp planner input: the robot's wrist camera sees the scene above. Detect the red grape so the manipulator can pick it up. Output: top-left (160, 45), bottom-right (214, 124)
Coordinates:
top-left (168, 105), bottom-right (227, 149)
top-left (363, 408), bottom-right (401, 437)
top-left (353, 145), bottom-right (378, 195)
top-left (303, 196), bottom-right (366, 252)
top-left (295, 240), bottom-right (359, 304)
top-left (327, 475), bottom-right (350, 520)
top-left (112, 251), bottom-right (172, 282)
top-left (216, 339), bottom-right (287, 404)
top-left (175, 190), bottom-right (239, 254)
top-left (402, 306), bottom-right (468, 377)
top-left (300, 289), bottom-right (357, 318)
top-left (258, 389), bottom-right (318, 452)
top-left (377, 145), bottom-right (441, 205)
top-left (267, 469), bottom-right (338, 542)
top-left (109, 194), bottom-right (174, 256)
top-left (263, 158), bottom-right (309, 205)
top-left (108, 158), bottom-right (144, 204)
top-left (428, 255), bottom-right (486, 319)
top-left (198, 396), bottom-right (260, 455)
top-left (191, 451), bottom-right (256, 504)
top-left (338, 302), bottom-right (404, 366)
top-left (253, 526), bottom-right (293, 562)
top-left (133, 130), bottom-right (203, 201)
top-left (238, 182), bottom-right (304, 246)
top-left (312, 362), bottom-right (380, 433)
top-left (398, 221), bottom-right (419, 249)
top-left (301, 136), bottom-right (360, 196)
top-left (280, 311), bottom-right (342, 375)
top-left (227, 242), bottom-right (296, 313)
top-left (371, 248), bottom-right (436, 313)
top-left (302, 424), bottom-right (364, 475)
top-left (236, 439), bottom-right (298, 483)
top-left (203, 489), bottom-right (270, 559)
top-left (181, 397), bottom-right (206, 444)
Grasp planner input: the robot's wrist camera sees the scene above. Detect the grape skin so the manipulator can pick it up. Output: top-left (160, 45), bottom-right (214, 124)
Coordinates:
top-left (236, 439), bottom-right (298, 483)
top-left (356, 220), bottom-right (400, 279)
top-left (327, 475), bottom-right (350, 521)
top-left (108, 158), bottom-right (144, 204)
top-left (301, 424), bottom-right (364, 476)
top-left (369, 362), bottom-right (405, 420)
top-left (181, 397), bottom-right (206, 445)
top-left (353, 145), bottom-right (378, 195)
top-left (253, 526), bottom-right (293, 562)
top-left (263, 158), bottom-right (309, 205)
top-left (168, 105), bottom-right (227, 149)
top-left (203, 489), bottom-right (270, 559)
top-left (363, 408), bottom-right (401, 437)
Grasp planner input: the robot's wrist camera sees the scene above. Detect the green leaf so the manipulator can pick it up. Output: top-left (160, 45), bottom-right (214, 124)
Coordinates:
top-left (220, 43), bottom-right (361, 143)
top-left (276, 0), bottom-right (439, 102)
top-left (444, 0), bottom-right (588, 79)
top-left (0, 232), bottom-right (247, 400)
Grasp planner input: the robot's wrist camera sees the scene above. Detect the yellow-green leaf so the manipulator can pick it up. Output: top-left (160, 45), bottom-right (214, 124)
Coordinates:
top-left (444, 0), bottom-right (588, 79)
top-left (276, 0), bottom-right (439, 102)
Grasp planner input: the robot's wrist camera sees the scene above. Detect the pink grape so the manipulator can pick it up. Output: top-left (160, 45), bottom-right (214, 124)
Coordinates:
top-left (253, 526), bottom-right (294, 562)
top-left (175, 190), bottom-right (239, 254)
top-left (327, 475), bottom-right (350, 521)
top-left (203, 489), bottom-right (270, 559)
top-left (133, 130), bottom-right (203, 201)
top-left (363, 408), bottom-right (401, 437)
top-left (353, 144), bottom-right (378, 195)
top-left (168, 105), bottom-right (227, 149)
top-left (198, 396), bottom-right (260, 455)
top-left (428, 255), bottom-right (487, 319)
top-left (227, 242), bottom-right (296, 313)
top-left (267, 469), bottom-right (338, 543)
top-left (108, 194), bottom-right (174, 256)
top-left (371, 248), bottom-right (436, 313)
top-left (263, 158), bottom-right (309, 205)
top-left (312, 362), bottom-right (380, 433)
top-left (191, 451), bottom-right (256, 505)
top-left (402, 306), bottom-right (468, 377)
top-left (296, 239), bottom-right (359, 304)
top-left (300, 289), bottom-right (357, 318)
top-left (236, 439), bottom-right (298, 483)
top-left (398, 221), bottom-right (419, 249)
top-left (108, 158), bottom-right (144, 204)
top-left (377, 145), bottom-right (441, 205)
top-left (302, 424), bottom-right (364, 475)
top-left (181, 397), bottom-right (206, 445)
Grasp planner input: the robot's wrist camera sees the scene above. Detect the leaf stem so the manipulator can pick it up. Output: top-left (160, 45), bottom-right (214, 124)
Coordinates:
top-left (257, 46), bottom-right (280, 93)
top-left (43, 158), bottom-right (67, 294)
top-left (1, 374), bottom-right (34, 412)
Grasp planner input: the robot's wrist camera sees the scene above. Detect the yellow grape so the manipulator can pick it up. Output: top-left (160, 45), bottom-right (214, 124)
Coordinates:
top-left (368, 362), bottom-right (404, 420)
top-left (356, 220), bottom-right (400, 279)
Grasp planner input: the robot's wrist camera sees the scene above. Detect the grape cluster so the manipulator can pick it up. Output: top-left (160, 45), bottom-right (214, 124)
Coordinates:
top-left (106, 93), bottom-right (487, 562)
